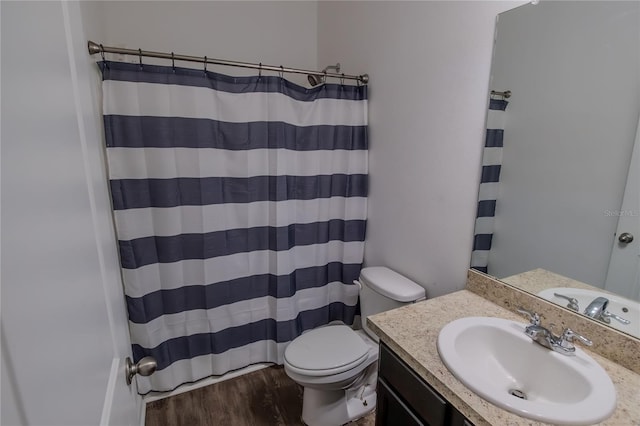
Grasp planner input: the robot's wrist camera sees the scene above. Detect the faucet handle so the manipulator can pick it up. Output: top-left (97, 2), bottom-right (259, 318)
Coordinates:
top-left (553, 293), bottom-right (579, 312)
top-left (602, 310), bottom-right (631, 325)
top-left (561, 328), bottom-right (593, 347)
top-left (517, 307), bottom-right (540, 325)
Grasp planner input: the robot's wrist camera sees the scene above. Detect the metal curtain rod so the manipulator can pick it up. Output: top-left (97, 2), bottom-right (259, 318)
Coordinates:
top-left (87, 41), bottom-right (369, 85)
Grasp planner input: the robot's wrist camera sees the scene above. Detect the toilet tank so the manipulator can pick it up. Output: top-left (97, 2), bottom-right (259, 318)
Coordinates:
top-left (358, 266), bottom-right (426, 342)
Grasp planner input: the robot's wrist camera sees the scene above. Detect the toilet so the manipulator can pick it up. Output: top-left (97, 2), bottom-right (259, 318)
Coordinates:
top-left (283, 266), bottom-right (426, 426)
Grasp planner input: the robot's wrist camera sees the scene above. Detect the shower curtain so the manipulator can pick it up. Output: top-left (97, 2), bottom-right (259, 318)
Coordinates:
top-left (100, 61), bottom-right (368, 393)
top-left (471, 98), bottom-right (508, 273)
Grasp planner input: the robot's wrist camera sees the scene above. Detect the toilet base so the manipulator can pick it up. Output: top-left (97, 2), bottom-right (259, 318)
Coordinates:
top-left (301, 373), bottom-right (377, 426)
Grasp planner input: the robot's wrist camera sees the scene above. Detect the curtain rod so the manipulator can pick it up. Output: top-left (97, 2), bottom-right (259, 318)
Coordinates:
top-left (87, 41), bottom-right (369, 85)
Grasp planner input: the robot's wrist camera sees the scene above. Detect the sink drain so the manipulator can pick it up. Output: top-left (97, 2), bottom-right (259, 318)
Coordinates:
top-left (508, 389), bottom-right (527, 400)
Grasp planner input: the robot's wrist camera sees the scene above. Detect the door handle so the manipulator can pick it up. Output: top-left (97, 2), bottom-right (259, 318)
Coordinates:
top-left (125, 356), bottom-right (157, 385)
top-left (618, 233), bottom-right (634, 244)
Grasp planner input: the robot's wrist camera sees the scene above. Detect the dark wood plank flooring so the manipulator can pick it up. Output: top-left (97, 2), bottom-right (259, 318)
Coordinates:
top-left (145, 366), bottom-right (375, 426)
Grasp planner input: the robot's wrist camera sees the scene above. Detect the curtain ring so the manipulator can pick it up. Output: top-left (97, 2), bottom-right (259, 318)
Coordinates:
top-left (99, 44), bottom-right (108, 74)
top-left (203, 56), bottom-right (207, 73)
top-left (138, 49), bottom-right (143, 69)
top-left (279, 65), bottom-right (284, 79)
top-left (171, 52), bottom-right (175, 72)
top-left (258, 63), bottom-right (262, 78)
top-left (340, 73), bottom-right (345, 85)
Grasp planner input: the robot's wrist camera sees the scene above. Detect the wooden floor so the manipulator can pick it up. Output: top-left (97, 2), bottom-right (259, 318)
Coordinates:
top-left (146, 366), bottom-right (376, 426)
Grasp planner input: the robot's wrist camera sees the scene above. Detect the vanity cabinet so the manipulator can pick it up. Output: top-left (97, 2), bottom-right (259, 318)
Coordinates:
top-left (376, 344), bottom-right (474, 426)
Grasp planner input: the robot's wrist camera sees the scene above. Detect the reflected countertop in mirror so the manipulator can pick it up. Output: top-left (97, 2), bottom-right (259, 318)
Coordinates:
top-left (501, 269), bottom-right (640, 338)
top-left (501, 268), bottom-right (616, 296)
top-left (473, 1), bottom-right (640, 338)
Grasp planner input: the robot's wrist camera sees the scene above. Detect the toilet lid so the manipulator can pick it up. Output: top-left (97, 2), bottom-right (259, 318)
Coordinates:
top-left (284, 325), bottom-right (370, 376)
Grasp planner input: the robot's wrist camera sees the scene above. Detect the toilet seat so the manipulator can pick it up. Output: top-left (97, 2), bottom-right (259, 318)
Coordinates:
top-left (284, 325), bottom-right (370, 376)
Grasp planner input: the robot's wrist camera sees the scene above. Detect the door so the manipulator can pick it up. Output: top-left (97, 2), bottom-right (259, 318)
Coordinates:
top-left (605, 115), bottom-right (640, 301)
top-left (1, 1), bottom-right (142, 425)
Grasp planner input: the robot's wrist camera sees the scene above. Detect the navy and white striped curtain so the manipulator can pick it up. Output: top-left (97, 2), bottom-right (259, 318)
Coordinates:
top-left (471, 98), bottom-right (508, 273)
top-left (100, 61), bottom-right (368, 393)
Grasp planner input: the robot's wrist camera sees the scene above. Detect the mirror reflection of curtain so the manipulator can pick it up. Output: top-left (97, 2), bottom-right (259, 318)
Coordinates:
top-left (471, 99), bottom-right (508, 273)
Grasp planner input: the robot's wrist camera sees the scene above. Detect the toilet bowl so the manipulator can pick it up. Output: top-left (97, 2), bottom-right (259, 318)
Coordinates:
top-left (283, 266), bottom-right (425, 426)
top-left (284, 327), bottom-right (378, 426)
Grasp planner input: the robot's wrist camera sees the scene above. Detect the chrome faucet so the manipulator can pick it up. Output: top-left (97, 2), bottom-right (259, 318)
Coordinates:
top-left (584, 297), bottom-right (608, 319)
top-left (517, 308), bottom-right (592, 356)
top-left (583, 297), bottom-right (631, 325)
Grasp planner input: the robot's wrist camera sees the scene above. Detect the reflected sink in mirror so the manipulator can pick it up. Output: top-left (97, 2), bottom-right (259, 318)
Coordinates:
top-left (437, 317), bottom-right (616, 425)
top-left (538, 287), bottom-right (640, 339)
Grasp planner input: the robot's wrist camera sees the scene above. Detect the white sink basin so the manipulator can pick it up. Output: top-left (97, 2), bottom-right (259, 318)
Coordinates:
top-left (437, 317), bottom-right (616, 425)
top-left (538, 287), bottom-right (640, 338)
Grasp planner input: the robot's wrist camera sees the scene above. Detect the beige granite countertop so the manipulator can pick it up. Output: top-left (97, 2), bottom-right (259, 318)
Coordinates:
top-left (367, 290), bottom-right (640, 426)
top-left (501, 269), bottom-right (623, 298)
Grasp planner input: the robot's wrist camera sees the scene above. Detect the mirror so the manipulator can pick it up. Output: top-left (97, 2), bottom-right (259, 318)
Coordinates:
top-left (474, 1), bottom-right (640, 338)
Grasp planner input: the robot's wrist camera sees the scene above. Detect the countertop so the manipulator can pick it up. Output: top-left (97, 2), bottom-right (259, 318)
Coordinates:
top-left (501, 268), bottom-right (624, 297)
top-left (367, 290), bottom-right (640, 426)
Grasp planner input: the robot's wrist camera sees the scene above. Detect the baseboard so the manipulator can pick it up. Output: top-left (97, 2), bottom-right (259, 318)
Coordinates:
top-left (143, 363), bottom-right (272, 404)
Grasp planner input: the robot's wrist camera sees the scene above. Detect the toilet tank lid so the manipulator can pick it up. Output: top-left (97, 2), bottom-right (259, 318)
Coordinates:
top-left (360, 266), bottom-right (425, 302)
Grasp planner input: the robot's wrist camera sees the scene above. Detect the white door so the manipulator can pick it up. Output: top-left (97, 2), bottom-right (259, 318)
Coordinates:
top-left (1, 1), bottom-right (143, 425)
top-left (605, 115), bottom-right (640, 302)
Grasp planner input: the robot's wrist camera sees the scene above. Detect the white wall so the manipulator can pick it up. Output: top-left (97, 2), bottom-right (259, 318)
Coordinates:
top-left (487, 2), bottom-right (639, 286)
top-left (2, 1), bottom-right (121, 424)
top-left (95, 1), bottom-right (318, 87)
top-left (318, 1), bottom-right (524, 298)
top-left (1, 1), bottom-right (141, 425)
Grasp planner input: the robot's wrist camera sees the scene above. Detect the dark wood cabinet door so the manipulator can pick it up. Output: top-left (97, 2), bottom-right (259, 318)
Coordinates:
top-left (376, 378), bottom-right (425, 426)
top-left (376, 344), bottom-right (475, 426)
